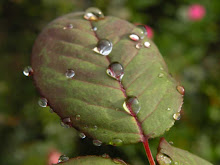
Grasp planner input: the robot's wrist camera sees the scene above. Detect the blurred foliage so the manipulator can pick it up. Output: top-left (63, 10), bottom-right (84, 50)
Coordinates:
top-left (0, 0), bottom-right (219, 165)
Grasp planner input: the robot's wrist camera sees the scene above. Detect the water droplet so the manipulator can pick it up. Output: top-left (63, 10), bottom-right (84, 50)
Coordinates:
top-left (60, 121), bottom-right (70, 128)
top-left (93, 39), bottom-right (113, 56)
top-left (169, 141), bottom-right (174, 145)
top-left (62, 117), bottom-right (71, 124)
top-left (173, 112), bottom-right (181, 120)
top-left (158, 73), bottom-right (164, 78)
top-left (157, 153), bottom-right (172, 164)
top-left (174, 162), bottom-right (178, 164)
top-left (38, 98), bottom-right (48, 107)
top-left (91, 26), bottom-right (97, 31)
top-left (109, 138), bottom-right (123, 146)
top-left (135, 43), bottom-right (143, 49)
top-left (65, 69), bottom-right (75, 78)
top-left (60, 118), bottom-right (71, 128)
top-left (167, 108), bottom-right (171, 111)
top-left (123, 96), bottom-right (141, 115)
top-left (23, 66), bottom-right (33, 76)
top-left (102, 153), bottom-right (109, 158)
top-left (75, 114), bottom-right (81, 120)
top-left (93, 139), bottom-right (102, 146)
top-left (79, 132), bottom-right (86, 139)
top-left (129, 34), bottom-right (140, 41)
top-left (84, 7), bottom-right (104, 21)
top-left (106, 62), bottom-right (124, 81)
top-left (63, 24), bottom-right (73, 30)
top-left (58, 155), bottom-right (69, 163)
top-left (49, 108), bottom-right (54, 113)
top-left (176, 85), bottom-right (185, 95)
top-left (144, 41), bottom-right (151, 48)
top-left (160, 67), bottom-right (164, 70)
top-left (93, 125), bottom-right (98, 130)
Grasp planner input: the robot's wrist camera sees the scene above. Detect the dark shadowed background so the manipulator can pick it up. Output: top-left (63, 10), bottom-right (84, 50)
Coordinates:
top-left (0, 0), bottom-right (219, 164)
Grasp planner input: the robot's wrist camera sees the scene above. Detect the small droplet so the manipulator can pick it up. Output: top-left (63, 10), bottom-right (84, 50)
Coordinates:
top-left (58, 155), bottom-right (69, 163)
top-left (106, 62), bottom-right (124, 81)
top-left (93, 140), bottom-right (102, 146)
top-left (61, 117), bottom-right (71, 128)
top-left (135, 43), bottom-right (143, 49)
top-left (129, 34), bottom-right (140, 41)
top-left (169, 141), bottom-right (174, 145)
top-left (63, 24), bottom-right (73, 30)
top-left (79, 132), bottom-right (86, 139)
top-left (91, 26), bottom-right (97, 31)
top-left (75, 114), bottom-right (81, 120)
top-left (123, 96), bottom-right (141, 115)
top-left (144, 41), bottom-right (151, 48)
top-left (84, 7), bottom-right (104, 21)
top-left (176, 85), bottom-right (185, 95)
top-left (23, 66), bottom-right (33, 76)
top-left (93, 125), bottom-right (98, 130)
top-left (158, 73), bottom-right (164, 78)
top-left (62, 117), bottom-right (71, 124)
top-left (102, 153), bottom-right (109, 158)
top-left (38, 98), bottom-right (48, 107)
top-left (49, 108), bottom-right (54, 113)
top-left (174, 162), bottom-right (178, 164)
top-left (109, 138), bottom-right (123, 146)
top-left (157, 153), bottom-right (172, 164)
top-left (160, 67), bottom-right (164, 70)
top-left (93, 39), bottom-right (113, 56)
top-left (167, 108), bottom-right (171, 111)
top-left (60, 121), bottom-right (70, 128)
top-left (173, 112), bottom-right (181, 120)
top-left (65, 69), bottom-right (75, 78)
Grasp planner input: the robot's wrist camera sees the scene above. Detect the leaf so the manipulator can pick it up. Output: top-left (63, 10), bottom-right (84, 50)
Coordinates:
top-left (156, 138), bottom-right (213, 165)
top-left (56, 156), bottom-right (127, 165)
top-left (31, 11), bottom-right (183, 145)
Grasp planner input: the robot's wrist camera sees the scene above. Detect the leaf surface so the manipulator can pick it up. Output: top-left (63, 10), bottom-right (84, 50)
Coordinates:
top-left (31, 12), bottom-right (183, 145)
top-left (156, 138), bottom-right (213, 165)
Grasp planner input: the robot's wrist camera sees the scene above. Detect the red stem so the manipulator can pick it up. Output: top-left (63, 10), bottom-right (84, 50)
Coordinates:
top-left (143, 139), bottom-right (156, 165)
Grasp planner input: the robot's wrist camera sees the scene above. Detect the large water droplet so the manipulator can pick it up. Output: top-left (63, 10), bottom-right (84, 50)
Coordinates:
top-left (135, 43), bottom-right (143, 49)
top-left (109, 138), bottom-right (123, 146)
top-left (93, 39), bottom-right (113, 56)
top-left (158, 73), bottom-right (164, 78)
top-left (173, 112), bottom-right (181, 120)
top-left (58, 155), bottom-right (69, 163)
top-left (79, 132), bottom-right (86, 139)
top-left (176, 85), bottom-right (185, 95)
top-left (106, 62), bottom-right (124, 81)
top-left (93, 140), bottom-right (102, 146)
top-left (130, 25), bottom-right (147, 41)
top-left (144, 41), bottom-right (151, 48)
top-left (65, 69), bottom-right (75, 78)
top-left (157, 153), bottom-right (172, 164)
top-left (123, 96), bottom-right (141, 115)
top-left (23, 66), bottom-right (33, 76)
top-left (75, 114), bottom-right (81, 120)
top-left (38, 98), bottom-right (48, 107)
top-left (129, 34), bottom-right (140, 41)
top-left (84, 7), bottom-right (104, 21)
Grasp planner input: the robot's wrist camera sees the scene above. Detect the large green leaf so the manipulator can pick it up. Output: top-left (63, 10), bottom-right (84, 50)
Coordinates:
top-left (56, 156), bottom-right (126, 165)
top-left (31, 11), bottom-right (183, 145)
top-left (156, 138), bottom-right (213, 165)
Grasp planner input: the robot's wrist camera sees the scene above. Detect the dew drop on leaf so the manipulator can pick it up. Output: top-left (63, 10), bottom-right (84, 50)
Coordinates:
top-left (75, 114), bottom-right (81, 120)
top-left (58, 155), bottom-right (69, 163)
top-left (63, 24), bottom-right (73, 30)
top-left (173, 112), bottom-right (181, 120)
top-left (157, 153), bottom-right (172, 164)
top-left (60, 118), bottom-right (71, 128)
top-left (123, 96), bottom-right (141, 115)
top-left (23, 66), bottom-right (33, 77)
top-left (135, 43), bottom-right (143, 49)
top-left (91, 26), bottom-right (97, 31)
top-left (62, 117), bottom-right (71, 124)
top-left (158, 73), bottom-right (164, 78)
top-left (144, 41), bottom-right (151, 48)
top-left (84, 7), bottom-right (104, 21)
top-left (102, 153), bottom-right (109, 158)
top-left (93, 139), bottom-right (102, 146)
top-left (79, 132), bottom-right (86, 139)
top-left (93, 125), bottom-right (98, 130)
top-left (93, 39), bottom-right (113, 56)
top-left (38, 98), bottom-right (48, 107)
top-left (129, 34), bottom-right (140, 41)
top-left (65, 69), bottom-right (75, 78)
top-left (131, 25), bottom-right (147, 40)
top-left (167, 107), bottom-right (171, 111)
top-left (106, 62), bottom-right (124, 81)
top-left (109, 138), bottom-right (123, 146)
top-left (176, 85), bottom-right (185, 95)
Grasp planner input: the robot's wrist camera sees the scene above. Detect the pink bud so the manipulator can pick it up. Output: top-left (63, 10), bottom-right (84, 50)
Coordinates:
top-left (188, 4), bottom-right (206, 21)
top-left (47, 150), bottom-right (61, 165)
top-left (144, 25), bottom-right (154, 39)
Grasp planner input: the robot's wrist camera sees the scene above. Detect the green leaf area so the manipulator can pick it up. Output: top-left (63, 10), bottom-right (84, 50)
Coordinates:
top-left (31, 12), bottom-right (183, 145)
top-left (56, 156), bottom-right (126, 165)
top-left (157, 138), bottom-right (213, 165)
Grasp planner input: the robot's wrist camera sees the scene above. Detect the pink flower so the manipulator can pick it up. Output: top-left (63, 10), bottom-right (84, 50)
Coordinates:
top-left (188, 4), bottom-right (206, 21)
top-left (144, 25), bottom-right (154, 39)
top-left (47, 150), bottom-right (61, 165)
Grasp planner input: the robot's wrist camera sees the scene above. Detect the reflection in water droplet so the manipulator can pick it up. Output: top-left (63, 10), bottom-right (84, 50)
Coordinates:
top-left (38, 98), bottom-right (48, 107)
top-left (123, 96), bottom-right (141, 115)
top-left (106, 62), bottom-right (124, 81)
top-left (58, 155), bottom-right (69, 163)
top-left (93, 140), bottom-right (102, 146)
top-left (129, 34), bottom-right (140, 41)
top-left (109, 138), bottom-right (123, 146)
top-left (75, 114), bottom-right (81, 120)
top-left (65, 69), bottom-right (75, 78)
top-left (157, 153), bottom-right (172, 164)
top-left (63, 24), bottom-right (73, 30)
top-left (93, 39), bottom-right (113, 56)
top-left (158, 73), bottom-right (164, 78)
top-left (167, 108), bottom-right (171, 111)
top-left (176, 85), bottom-right (185, 95)
top-left (144, 41), bottom-right (151, 48)
top-left (79, 132), bottom-right (86, 139)
top-left (23, 66), bottom-right (33, 76)
top-left (135, 43), bottom-right (143, 49)
top-left (173, 112), bottom-right (181, 120)
top-left (84, 7), bottom-right (104, 21)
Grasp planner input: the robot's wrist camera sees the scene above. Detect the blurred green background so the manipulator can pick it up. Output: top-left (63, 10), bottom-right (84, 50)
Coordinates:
top-left (0, 0), bottom-right (219, 164)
